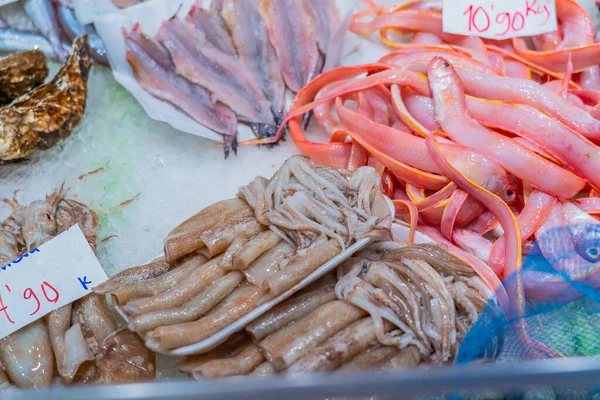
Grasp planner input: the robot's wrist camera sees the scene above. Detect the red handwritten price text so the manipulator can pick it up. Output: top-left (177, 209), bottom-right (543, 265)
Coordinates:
top-left (463, 0), bottom-right (550, 36)
top-left (442, 0), bottom-right (557, 40)
top-left (0, 281), bottom-right (60, 324)
top-left (0, 226), bottom-right (107, 340)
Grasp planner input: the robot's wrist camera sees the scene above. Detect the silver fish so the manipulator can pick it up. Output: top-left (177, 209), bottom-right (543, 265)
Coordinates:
top-left (0, 15), bottom-right (9, 30)
top-left (187, 4), bottom-right (235, 56)
top-left (55, 1), bottom-right (108, 64)
top-left (258, 0), bottom-right (320, 93)
top-left (222, 0), bottom-right (285, 131)
top-left (305, 0), bottom-right (340, 54)
top-left (0, 29), bottom-right (57, 59)
top-left (125, 26), bottom-right (239, 157)
top-left (158, 19), bottom-right (275, 127)
top-left (24, 0), bottom-right (69, 61)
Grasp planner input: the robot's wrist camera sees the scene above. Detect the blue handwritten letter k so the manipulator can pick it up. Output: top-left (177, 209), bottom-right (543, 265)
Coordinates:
top-left (78, 276), bottom-right (92, 290)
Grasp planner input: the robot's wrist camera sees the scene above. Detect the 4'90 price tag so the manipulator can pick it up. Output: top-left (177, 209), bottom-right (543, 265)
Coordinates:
top-left (442, 0), bottom-right (557, 40)
top-left (0, 225), bottom-right (107, 339)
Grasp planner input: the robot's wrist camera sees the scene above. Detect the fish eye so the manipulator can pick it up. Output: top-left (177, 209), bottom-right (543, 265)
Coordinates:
top-left (575, 242), bottom-right (600, 263)
top-left (571, 224), bottom-right (600, 263)
top-left (45, 213), bottom-right (52, 220)
top-left (443, 62), bottom-right (450, 68)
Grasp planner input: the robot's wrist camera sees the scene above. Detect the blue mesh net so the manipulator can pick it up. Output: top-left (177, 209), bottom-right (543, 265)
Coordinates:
top-left (458, 240), bottom-right (600, 364)
top-left (453, 234), bottom-right (600, 399)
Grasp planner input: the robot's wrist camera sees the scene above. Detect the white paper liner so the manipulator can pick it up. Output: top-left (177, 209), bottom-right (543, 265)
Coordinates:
top-left (73, 0), bottom-right (367, 143)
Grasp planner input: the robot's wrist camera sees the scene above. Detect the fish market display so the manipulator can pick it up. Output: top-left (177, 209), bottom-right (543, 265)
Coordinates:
top-left (95, 155), bottom-right (392, 352)
top-left (0, 36), bottom-right (90, 162)
top-left (247, 0), bottom-right (600, 357)
top-left (125, 0), bottom-right (340, 157)
top-left (177, 242), bottom-right (491, 378)
top-left (0, 188), bottom-right (155, 388)
top-left (0, 1), bottom-right (107, 64)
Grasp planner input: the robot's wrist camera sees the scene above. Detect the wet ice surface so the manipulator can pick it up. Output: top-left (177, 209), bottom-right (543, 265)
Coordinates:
top-left (0, 65), bottom-right (299, 379)
top-left (0, 66), bottom-right (298, 277)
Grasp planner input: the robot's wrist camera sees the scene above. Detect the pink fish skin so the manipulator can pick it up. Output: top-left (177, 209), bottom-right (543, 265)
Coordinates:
top-left (465, 96), bottom-right (600, 192)
top-left (158, 18), bottom-right (274, 127)
top-left (412, 32), bottom-right (443, 45)
top-left (488, 190), bottom-right (557, 276)
top-left (336, 98), bottom-right (515, 204)
top-left (401, 89), bottom-right (440, 131)
top-left (352, 8), bottom-right (489, 63)
top-left (552, 0), bottom-right (600, 91)
top-left (532, 30), bottom-right (562, 52)
top-left (380, 49), bottom-right (498, 75)
top-left (259, 0), bottom-right (321, 93)
top-left (555, 0), bottom-right (593, 49)
top-left (452, 229), bottom-right (493, 264)
top-left (124, 27), bottom-right (238, 157)
top-left (428, 57), bottom-right (586, 199)
top-left (513, 0), bottom-right (600, 74)
top-left (455, 69), bottom-right (600, 143)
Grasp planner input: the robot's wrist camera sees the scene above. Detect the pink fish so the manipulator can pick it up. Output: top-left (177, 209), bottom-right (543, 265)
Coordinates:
top-left (428, 57), bottom-right (586, 199)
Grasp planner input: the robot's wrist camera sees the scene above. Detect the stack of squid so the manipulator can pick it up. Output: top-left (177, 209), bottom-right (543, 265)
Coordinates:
top-left (96, 155), bottom-right (393, 352)
top-left (177, 243), bottom-right (492, 379)
top-left (249, 0), bottom-right (600, 357)
top-left (0, 188), bottom-right (155, 389)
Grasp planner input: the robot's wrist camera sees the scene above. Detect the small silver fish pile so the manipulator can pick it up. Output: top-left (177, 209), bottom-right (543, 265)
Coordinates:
top-left (0, 0), bottom-right (107, 64)
top-left (0, 188), bottom-right (155, 389)
top-left (125, 0), bottom-right (341, 158)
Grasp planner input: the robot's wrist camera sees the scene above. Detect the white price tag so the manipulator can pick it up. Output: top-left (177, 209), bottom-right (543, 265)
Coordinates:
top-left (0, 225), bottom-right (108, 339)
top-left (442, 0), bottom-right (557, 40)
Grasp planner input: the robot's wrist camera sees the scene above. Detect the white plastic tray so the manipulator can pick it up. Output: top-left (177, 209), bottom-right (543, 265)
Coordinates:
top-left (113, 236), bottom-right (374, 356)
top-left (112, 197), bottom-right (396, 355)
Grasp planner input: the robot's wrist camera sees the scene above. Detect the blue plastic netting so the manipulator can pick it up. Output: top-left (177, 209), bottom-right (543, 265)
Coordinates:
top-left (458, 240), bottom-right (600, 364)
top-left (452, 230), bottom-right (600, 399)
